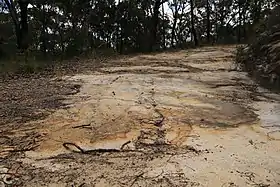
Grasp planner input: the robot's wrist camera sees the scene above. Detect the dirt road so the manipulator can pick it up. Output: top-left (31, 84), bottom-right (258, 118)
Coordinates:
top-left (1, 46), bottom-right (280, 187)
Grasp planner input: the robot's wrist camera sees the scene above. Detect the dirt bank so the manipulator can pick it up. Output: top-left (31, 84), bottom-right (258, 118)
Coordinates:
top-left (1, 46), bottom-right (280, 187)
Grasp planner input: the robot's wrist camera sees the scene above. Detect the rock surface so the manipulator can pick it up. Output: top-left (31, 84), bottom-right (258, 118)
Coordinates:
top-left (1, 46), bottom-right (280, 187)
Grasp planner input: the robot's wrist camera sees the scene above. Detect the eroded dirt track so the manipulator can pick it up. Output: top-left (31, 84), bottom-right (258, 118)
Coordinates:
top-left (1, 46), bottom-right (280, 187)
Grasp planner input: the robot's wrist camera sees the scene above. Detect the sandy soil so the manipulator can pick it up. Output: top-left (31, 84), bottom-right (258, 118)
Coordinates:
top-left (1, 46), bottom-right (280, 187)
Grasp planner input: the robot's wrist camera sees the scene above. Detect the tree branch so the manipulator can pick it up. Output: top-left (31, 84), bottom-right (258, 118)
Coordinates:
top-left (3, 0), bottom-right (19, 26)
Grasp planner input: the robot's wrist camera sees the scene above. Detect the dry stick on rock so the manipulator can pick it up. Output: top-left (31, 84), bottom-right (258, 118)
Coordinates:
top-left (129, 172), bottom-right (145, 187)
top-left (63, 142), bottom-right (121, 154)
top-left (210, 83), bottom-right (238, 88)
top-left (72, 124), bottom-right (91, 129)
top-left (120, 141), bottom-right (131, 150)
top-left (63, 142), bottom-right (144, 154)
top-left (63, 142), bottom-right (86, 153)
top-left (110, 76), bottom-right (122, 84)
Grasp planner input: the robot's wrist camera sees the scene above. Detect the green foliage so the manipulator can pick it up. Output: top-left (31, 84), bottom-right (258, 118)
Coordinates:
top-left (236, 5), bottom-right (280, 89)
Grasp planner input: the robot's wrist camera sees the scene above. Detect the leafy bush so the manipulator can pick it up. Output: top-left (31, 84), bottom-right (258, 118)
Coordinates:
top-left (236, 5), bottom-right (280, 89)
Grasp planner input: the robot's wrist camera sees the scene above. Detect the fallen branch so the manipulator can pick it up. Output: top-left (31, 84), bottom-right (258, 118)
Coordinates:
top-left (63, 142), bottom-right (121, 154)
top-left (210, 83), bottom-right (237, 88)
top-left (186, 165), bottom-right (196, 172)
top-left (120, 141), bottom-right (131, 150)
top-left (110, 76), bottom-right (122, 84)
top-left (72, 124), bottom-right (91, 129)
top-left (63, 142), bottom-right (86, 153)
top-left (129, 172), bottom-right (145, 187)
top-left (63, 142), bottom-right (142, 154)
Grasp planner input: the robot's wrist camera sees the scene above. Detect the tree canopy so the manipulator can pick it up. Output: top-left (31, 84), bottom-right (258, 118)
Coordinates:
top-left (0, 0), bottom-right (279, 60)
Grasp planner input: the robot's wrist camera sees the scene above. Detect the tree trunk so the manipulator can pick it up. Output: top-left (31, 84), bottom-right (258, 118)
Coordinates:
top-left (150, 0), bottom-right (160, 51)
top-left (213, 0), bottom-right (218, 44)
top-left (162, 2), bottom-right (166, 49)
top-left (41, 3), bottom-right (47, 56)
top-left (190, 0), bottom-right (198, 46)
top-left (206, 0), bottom-right (211, 43)
top-left (171, 2), bottom-right (178, 48)
top-left (243, 12), bottom-right (246, 42)
top-left (252, 0), bottom-right (261, 25)
top-left (171, 20), bottom-right (177, 47)
top-left (58, 28), bottom-right (64, 57)
top-left (237, 0), bottom-right (241, 43)
top-left (3, 0), bottom-right (29, 51)
top-left (18, 0), bottom-right (29, 51)
top-left (150, 0), bottom-right (166, 51)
